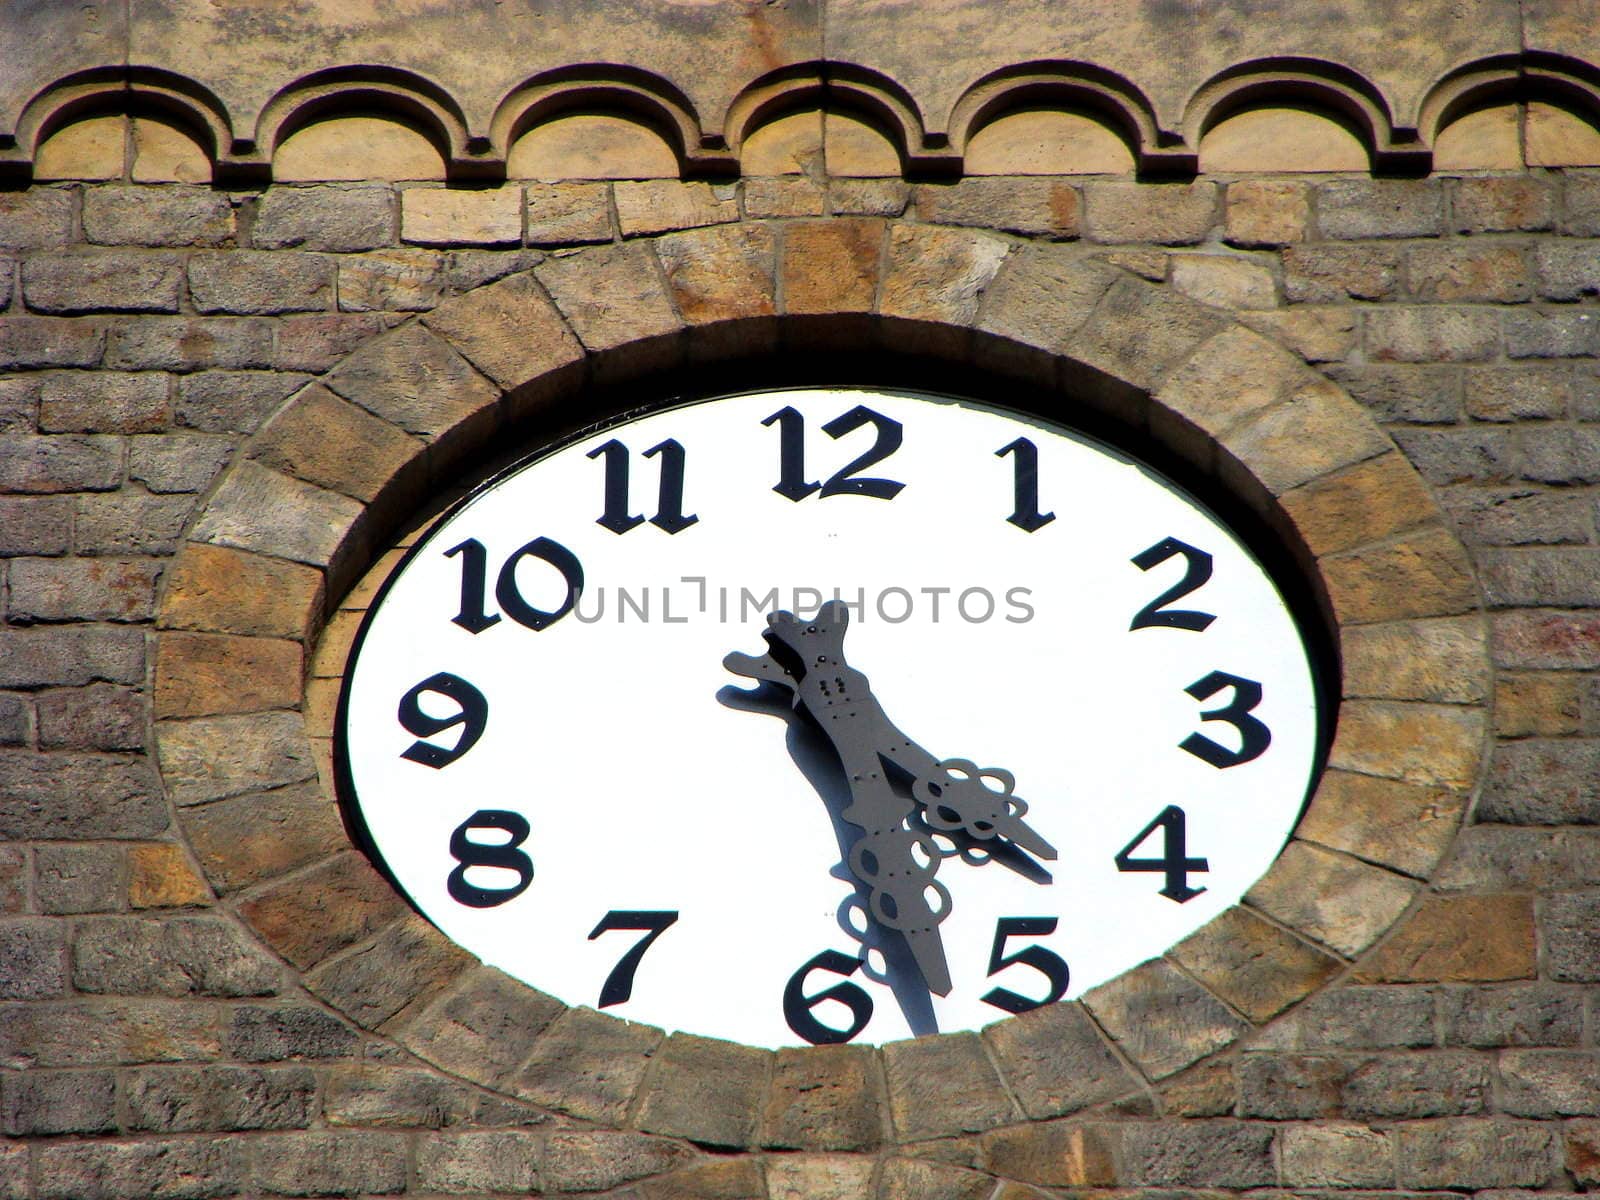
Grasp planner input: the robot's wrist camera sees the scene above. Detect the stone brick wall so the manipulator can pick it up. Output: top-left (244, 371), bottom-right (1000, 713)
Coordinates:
top-left (1, 3), bottom-right (1599, 1198)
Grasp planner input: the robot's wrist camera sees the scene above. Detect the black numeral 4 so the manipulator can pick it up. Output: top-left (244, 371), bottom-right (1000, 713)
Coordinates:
top-left (1115, 805), bottom-right (1209, 902)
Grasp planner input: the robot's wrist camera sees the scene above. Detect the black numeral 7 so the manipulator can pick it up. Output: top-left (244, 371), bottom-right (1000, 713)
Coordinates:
top-left (587, 910), bottom-right (679, 1008)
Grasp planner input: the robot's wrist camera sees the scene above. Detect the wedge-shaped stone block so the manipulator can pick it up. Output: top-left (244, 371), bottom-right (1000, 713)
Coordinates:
top-left (1072, 276), bottom-right (1227, 395)
top-left (761, 1043), bottom-right (885, 1150)
top-left (635, 1032), bottom-right (769, 1147)
top-left (250, 383), bottom-right (423, 503)
top-left (240, 852), bottom-right (408, 971)
top-left (1356, 893), bottom-right (1536, 983)
top-left (191, 460), bottom-right (364, 569)
top-left (157, 711), bottom-right (316, 807)
top-left (655, 223), bottom-right (777, 326)
top-left (395, 966), bottom-right (563, 1089)
top-left (537, 241), bottom-right (684, 352)
top-left (780, 219), bottom-right (884, 315)
top-left (180, 780), bottom-right (344, 894)
top-left (1329, 699), bottom-right (1484, 790)
top-left (981, 1000), bottom-right (1140, 1120)
top-left (1169, 906), bottom-right (1341, 1024)
top-left (1246, 841), bottom-right (1416, 957)
top-left (1082, 958), bottom-right (1247, 1079)
top-left (1297, 769), bottom-right (1467, 879)
top-left (880, 224), bottom-right (1010, 327)
top-left (1322, 526), bottom-right (1480, 624)
top-left (882, 1030), bottom-right (1018, 1140)
top-left (159, 543), bottom-right (324, 640)
top-left (423, 270), bottom-right (585, 394)
top-left (154, 631), bottom-right (303, 718)
top-left (305, 912), bottom-right (472, 1030)
top-left (512, 1005), bottom-right (663, 1123)
top-left (983, 1120), bottom-right (1122, 1187)
top-left (1342, 615), bottom-right (1488, 703)
top-left (324, 322), bottom-right (501, 441)
top-left (976, 245), bottom-right (1117, 354)
top-left (1224, 378), bottom-right (1392, 495)
top-left (1155, 325), bottom-right (1317, 440)
top-left (1279, 451), bottom-right (1438, 557)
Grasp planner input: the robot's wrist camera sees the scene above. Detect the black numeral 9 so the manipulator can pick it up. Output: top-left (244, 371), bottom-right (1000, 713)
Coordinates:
top-left (398, 672), bottom-right (488, 768)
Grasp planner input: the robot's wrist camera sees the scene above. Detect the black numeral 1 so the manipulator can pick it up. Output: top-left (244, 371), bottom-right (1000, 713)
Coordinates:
top-left (1115, 805), bottom-right (1209, 902)
top-left (587, 438), bottom-right (698, 535)
top-left (995, 438), bottom-right (1055, 531)
top-left (587, 910), bottom-right (679, 1008)
top-left (444, 539), bottom-right (501, 632)
top-left (446, 810), bottom-right (533, 907)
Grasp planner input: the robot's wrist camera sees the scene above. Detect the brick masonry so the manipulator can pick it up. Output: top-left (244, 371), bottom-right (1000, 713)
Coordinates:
top-left (1, 6), bottom-right (1599, 1197)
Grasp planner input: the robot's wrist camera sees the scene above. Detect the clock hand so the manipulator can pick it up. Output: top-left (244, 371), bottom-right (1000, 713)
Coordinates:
top-left (755, 602), bottom-right (1058, 862)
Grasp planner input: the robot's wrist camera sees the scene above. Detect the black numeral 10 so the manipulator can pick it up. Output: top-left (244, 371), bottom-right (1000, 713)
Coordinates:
top-left (445, 536), bottom-right (583, 634)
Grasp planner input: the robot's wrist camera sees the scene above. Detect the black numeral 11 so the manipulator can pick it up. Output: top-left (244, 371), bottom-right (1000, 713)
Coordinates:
top-left (587, 438), bottom-right (698, 534)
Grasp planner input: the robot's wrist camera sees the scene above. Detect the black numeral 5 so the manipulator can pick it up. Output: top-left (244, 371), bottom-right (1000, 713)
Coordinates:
top-left (981, 917), bottom-right (1069, 1014)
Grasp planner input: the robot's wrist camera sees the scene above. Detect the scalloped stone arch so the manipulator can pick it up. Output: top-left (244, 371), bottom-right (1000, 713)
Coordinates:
top-left (153, 218), bottom-right (1487, 1144)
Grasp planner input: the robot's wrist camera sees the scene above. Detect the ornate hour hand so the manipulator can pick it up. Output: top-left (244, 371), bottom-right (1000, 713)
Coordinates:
top-left (725, 600), bottom-right (1056, 998)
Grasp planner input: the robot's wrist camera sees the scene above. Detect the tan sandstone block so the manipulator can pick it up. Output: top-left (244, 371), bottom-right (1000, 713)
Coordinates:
top-left (537, 241), bottom-right (683, 353)
top-left (1170, 254), bottom-right (1278, 310)
top-left (1246, 841), bottom-right (1417, 957)
top-left (324, 323), bottom-right (502, 442)
top-left (976, 245), bottom-right (1118, 354)
top-left (1342, 615), bottom-right (1489, 703)
top-left (1297, 769), bottom-right (1468, 879)
top-left (422, 271), bottom-right (584, 394)
top-left (1240, 306), bottom-right (1357, 362)
top-left (1224, 378), bottom-right (1391, 495)
top-left (1496, 672), bottom-right (1584, 736)
top-left (1155, 324), bottom-right (1317, 440)
top-left (1073, 275), bottom-right (1227, 395)
top-left (240, 851), bottom-right (409, 971)
top-left (127, 843), bottom-right (211, 909)
top-left (250, 383), bottom-right (423, 503)
top-left (766, 1154), bottom-right (875, 1199)
top-left (180, 780), bottom-right (345, 894)
top-left (401, 187), bottom-right (521, 246)
top-left (983, 1122), bottom-right (1120, 1188)
top-left (1225, 180), bottom-right (1311, 247)
top-left (159, 543), bottom-right (324, 640)
top-left (880, 224), bottom-right (1009, 330)
top-left (1355, 894), bottom-right (1536, 982)
top-left (614, 181), bottom-right (738, 237)
top-left (154, 631), bottom-right (303, 719)
top-left (1328, 700), bottom-right (1484, 790)
top-left (190, 460), bottom-right (366, 571)
top-left (1322, 526), bottom-right (1479, 624)
top-left (654, 223), bottom-right (777, 326)
top-left (1278, 451), bottom-right (1437, 557)
top-left (1168, 906), bottom-right (1342, 1024)
top-left (781, 220), bottom-right (884, 314)
top-left (1082, 958), bottom-right (1247, 1079)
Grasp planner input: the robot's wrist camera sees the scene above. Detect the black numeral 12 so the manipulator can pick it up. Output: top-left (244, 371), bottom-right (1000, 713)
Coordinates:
top-left (586, 439), bottom-right (698, 535)
top-left (762, 405), bottom-right (905, 501)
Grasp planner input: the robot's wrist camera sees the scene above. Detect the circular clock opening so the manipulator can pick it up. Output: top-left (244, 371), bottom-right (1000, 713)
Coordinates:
top-left (334, 381), bottom-right (1334, 1049)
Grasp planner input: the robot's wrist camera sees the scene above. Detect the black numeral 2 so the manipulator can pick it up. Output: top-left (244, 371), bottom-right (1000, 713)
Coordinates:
top-left (1181, 671), bottom-right (1271, 768)
top-left (445, 537), bottom-right (584, 634)
top-left (762, 405), bottom-right (905, 501)
top-left (1130, 537), bottom-right (1216, 632)
top-left (586, 439), bottom-right (698, 535)
top-left (587, 910), bottom-right (679, 1008)
top-left (447, 810), bottom-right (533, 907)
top-left (1115, 805), bottom-right (1209, 902)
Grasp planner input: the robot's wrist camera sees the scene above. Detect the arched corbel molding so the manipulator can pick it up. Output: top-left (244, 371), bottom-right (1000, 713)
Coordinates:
top-left (1415, 54), bottom-right (1522, 148)
top-left (488, 64), bottom-right (727, 178)
top-left (945, 60), bottom-right (1187, 176)
top-left (1185, 56), bottom-right (1430, 174)
top-left (723, 62), bottom-right (959, 177)
top-left (153, 221), bottom-right (1486, 1142)
top-left (1, 65), bottom-right (233, 182)
top-left (253, 65), bottom-right (491, 183)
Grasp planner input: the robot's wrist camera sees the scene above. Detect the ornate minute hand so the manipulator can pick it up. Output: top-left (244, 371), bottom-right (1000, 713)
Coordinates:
top-left (725, 601), bottom-right (1057, 997)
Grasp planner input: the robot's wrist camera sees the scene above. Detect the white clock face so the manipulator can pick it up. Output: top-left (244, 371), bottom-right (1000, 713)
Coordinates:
top-left (338, 386), bottom-right (1323, 1049)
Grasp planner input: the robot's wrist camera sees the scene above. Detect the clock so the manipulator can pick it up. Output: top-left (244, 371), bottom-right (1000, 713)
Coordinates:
top-left (335, 385), bottom-right (1325, 1050)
